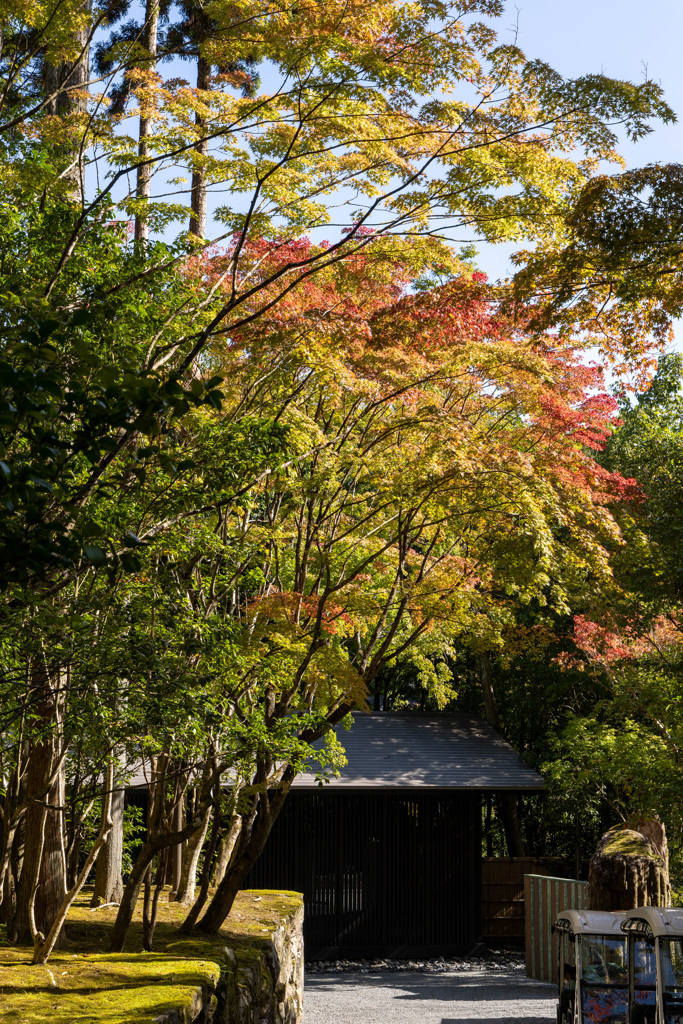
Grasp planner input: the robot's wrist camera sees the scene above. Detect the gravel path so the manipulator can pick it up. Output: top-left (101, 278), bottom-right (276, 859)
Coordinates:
top-left (303, 966), bottom-right (556, 1024)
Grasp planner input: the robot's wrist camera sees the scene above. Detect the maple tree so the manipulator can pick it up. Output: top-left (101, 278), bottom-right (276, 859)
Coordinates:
top-left (1, 237), bottom-right (647, 948)
top-left (511, 165), bottom-right (683, 389)
top-left (0, 0), bottom-right (674, 585)
top-left (136, 253), bottom-right (645, 934)
top-left (526, 356), bottom-right (683, 882)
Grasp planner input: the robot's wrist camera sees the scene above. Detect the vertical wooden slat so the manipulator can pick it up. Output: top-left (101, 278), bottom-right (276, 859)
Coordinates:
top-left (533, 877), bottom-right (541, 981)
top-left (247, 789), bottom-right (484, 957)
top-left (539, 877), bottom-right (546, 981)
top-left (543, 877), bottom-right (549, 980)
top-left (524, 874), bottom-right (589, 981)
top-left (549, 878), bottom-right (557, 983)
top-left (525, 874), bottom-right (533, 979)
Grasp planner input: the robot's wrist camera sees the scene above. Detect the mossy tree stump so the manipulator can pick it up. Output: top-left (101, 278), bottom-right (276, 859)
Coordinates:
top-left (588, 820), bottom-right (670, 911)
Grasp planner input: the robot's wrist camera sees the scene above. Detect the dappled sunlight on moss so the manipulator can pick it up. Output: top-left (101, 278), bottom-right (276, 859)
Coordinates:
top-left (0, 888), bottom-right (303, 1023)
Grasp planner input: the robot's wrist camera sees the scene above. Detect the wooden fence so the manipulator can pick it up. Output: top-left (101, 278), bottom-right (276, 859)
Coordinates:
top-left (525, 873), bottom-right (589, 983)
top-left (482, 858), bottom-right (579, 943)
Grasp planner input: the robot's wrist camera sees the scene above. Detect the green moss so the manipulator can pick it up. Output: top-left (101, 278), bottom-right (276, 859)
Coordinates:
top-left (603, 827), bottom-right (658, 860)
top-left (0, 949), bottom-right (218, 1024)
top-left (0, 887), bottom-right (303, 1024)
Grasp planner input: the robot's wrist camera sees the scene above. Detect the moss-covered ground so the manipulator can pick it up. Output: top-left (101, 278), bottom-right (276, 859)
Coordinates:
top-left (0, 888), bottom-right (302, 1024)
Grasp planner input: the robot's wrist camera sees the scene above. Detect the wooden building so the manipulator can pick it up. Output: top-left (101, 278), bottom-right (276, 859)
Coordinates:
top-left (246, 712), bottom-right (545, 959)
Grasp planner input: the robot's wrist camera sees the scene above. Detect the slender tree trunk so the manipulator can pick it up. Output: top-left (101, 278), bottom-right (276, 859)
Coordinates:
top-left (142, 847), bottom-right (166, 951)
top-left (189, 54), bottom-right (211, 237)
top-left (210, 810), bottom-right (242, 888)
top-left (134, 0), bottom-right (159, 244)
top-left (109, 754), bottom-right (167, 952)
top-left (477, 652), bottom-right (526, 857)
top-left (3, 819), bottom-right (24, 933)
top-left (170, 774), bottom-right (184, 895)
top-left (172, 804), bottom-right (211, 904)
top-left (109, 759), bottom-right (218, 952)
top-left (0, 796), bottom-right (24, 924)
top-left (373, 677), bottom-right (381, 711)
top-left (181, 792), bottom-right (222, 932)
top-left (12, 665), bottom-right (67, 946)
top-left (2, 863), bottom-right (15, 926)
top-left (142, 862), bottom-right (153, 942)
top-left (109, 836), bottom-right (164, 952)
top-left (194, 772), bottom-right (293, 934)
top-left (66, 834), bottom-right (81, 888)
top-left (91, 785), bottom-right (124, 906)
top-left (498, 793), bottom-right (526, 858)
top-left (477, 651), bottom-right (501, 731)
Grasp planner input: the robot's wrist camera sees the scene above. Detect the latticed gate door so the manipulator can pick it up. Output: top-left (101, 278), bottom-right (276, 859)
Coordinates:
top-left (246, 790), bottom-right (481, 956)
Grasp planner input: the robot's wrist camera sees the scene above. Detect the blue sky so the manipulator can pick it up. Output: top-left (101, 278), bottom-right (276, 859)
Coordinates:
top-left (508, 0), bottom-right (682, 168)
top-left (473, 0), bottom-right (683, 283)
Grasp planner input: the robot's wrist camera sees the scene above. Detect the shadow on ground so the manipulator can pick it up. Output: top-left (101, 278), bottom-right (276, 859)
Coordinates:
top-left (304, 967), bottom-right (556, 1024)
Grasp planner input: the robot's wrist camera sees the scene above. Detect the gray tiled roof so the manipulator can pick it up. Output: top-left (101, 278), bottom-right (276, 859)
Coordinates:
top-left (292, 712), bottom-right (545, 791)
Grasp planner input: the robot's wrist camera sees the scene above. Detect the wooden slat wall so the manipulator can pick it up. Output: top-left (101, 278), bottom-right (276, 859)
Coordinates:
top-left (247, 790), bottom-right (482, 958)
top-left (525, 874), bottom-right (588, 983)
top-left (481, 857), bottom-right (575, 942)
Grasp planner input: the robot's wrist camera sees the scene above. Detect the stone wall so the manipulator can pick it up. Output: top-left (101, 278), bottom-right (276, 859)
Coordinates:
top-left (160, 891), bottom-right (304, 1024)
top-left (219, 896), bottom-right (304, 1024)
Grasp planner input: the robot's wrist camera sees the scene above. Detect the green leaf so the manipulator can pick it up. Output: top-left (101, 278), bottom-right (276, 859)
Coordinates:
top-left (83, 544), bottom-right (106, 565)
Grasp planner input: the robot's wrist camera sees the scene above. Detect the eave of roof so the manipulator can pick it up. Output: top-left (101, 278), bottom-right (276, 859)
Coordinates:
top-left (292, 711), bottom-right (545, 791)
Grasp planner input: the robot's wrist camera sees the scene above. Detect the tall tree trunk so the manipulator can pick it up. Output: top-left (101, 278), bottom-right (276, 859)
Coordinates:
top-left (32, 762), bottom-right (115, 964)
top-left (181, 791), bottom-right (222, 932)
top-left (189, 54), bottom-right (211, 237)
top-left (12, 665), bottom-right (67, 946)
top-left (91, 785), bottom-right (124, 906)
top-left (477, 652), bottom-right (526, 857)
top-left (44, 0), bottom-right (92, 200)
top-left (134, 0), bottom-right (159, 244)
top-left (173, 803), bottom-right (211, 904)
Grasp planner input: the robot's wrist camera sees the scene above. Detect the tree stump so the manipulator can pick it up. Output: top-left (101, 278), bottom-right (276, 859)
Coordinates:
top-left (588, 821), bottom-right (670, 911)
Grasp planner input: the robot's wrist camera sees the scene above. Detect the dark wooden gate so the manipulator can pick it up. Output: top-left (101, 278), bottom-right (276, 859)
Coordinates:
top-left (246, 789), bottom-right (482, 958)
